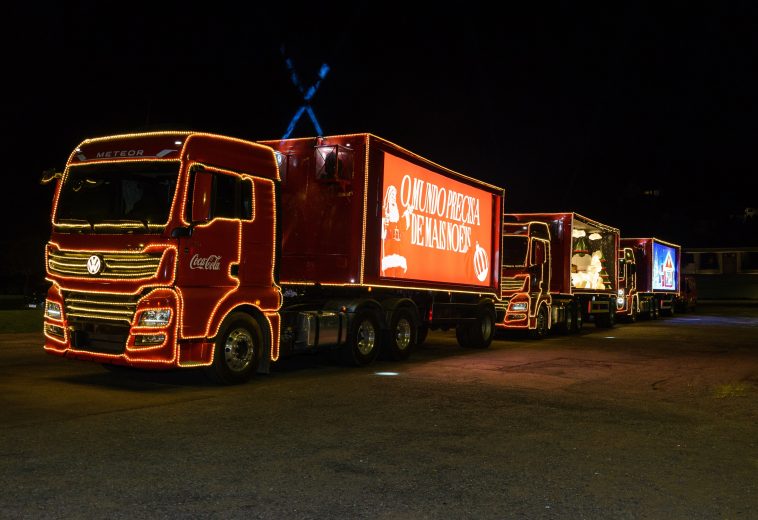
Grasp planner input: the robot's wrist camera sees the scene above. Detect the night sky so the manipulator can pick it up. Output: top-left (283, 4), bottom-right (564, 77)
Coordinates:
top-left (2, 2), bottom-right (756, 273)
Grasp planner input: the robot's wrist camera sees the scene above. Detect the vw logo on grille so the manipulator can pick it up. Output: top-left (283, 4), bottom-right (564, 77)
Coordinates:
top-left (86, 255), bottom-right (103, 275)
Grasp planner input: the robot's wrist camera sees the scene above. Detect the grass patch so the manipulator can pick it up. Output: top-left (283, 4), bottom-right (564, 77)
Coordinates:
top-left (0, 309), bottom-right (44, 333)
top-left (713, 382), bottom-right (751, 398)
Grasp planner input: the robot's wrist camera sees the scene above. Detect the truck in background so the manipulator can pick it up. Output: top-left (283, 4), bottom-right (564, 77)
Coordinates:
top-left (675, 274), bottom-right (697, 312)
top-left (499, 213), bottom-right (620, 337)
top-left (42, 132), bottom-right (504, 384)
top-left (617, 238), bottom-right (681, 320)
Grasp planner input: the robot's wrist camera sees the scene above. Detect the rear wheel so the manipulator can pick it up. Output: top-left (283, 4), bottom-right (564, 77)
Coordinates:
top-left (384, 308), bottom-right (417, 361)
top-left (339, 309), bottom-right (380, 366)
top-left (570, 303), bottom-right (583, 333)
top-left (456, 305), bottom-right (495, 349)
top-left (206, 312), bottom-right (261, 385)
top-left (564, 304), bottom-right (575, 334)
top-left (596, 307), bottom-right (616, 328)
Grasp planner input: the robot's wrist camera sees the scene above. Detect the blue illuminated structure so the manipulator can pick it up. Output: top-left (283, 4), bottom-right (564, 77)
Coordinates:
top-left (281, 46), bottom-right (330, 139)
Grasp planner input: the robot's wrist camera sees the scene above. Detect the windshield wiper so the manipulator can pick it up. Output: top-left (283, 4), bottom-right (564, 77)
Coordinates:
top-left (57, 218), bottom-right (94, 232)
top-left (94, 219), bottom-right (152, 232)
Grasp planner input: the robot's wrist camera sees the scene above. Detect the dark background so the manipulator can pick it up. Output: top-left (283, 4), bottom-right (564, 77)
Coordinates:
top-left (1, 3), bottom-right (756, 295)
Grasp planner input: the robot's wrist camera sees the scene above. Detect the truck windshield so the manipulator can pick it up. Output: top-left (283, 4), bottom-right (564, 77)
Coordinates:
top-left (503, 236), bottom-right (529, 267)
top-left (54, 161), bottom-right (179, 233)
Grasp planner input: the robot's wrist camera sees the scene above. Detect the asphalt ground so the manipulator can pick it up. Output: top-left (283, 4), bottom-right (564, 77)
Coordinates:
top-left (1, 305), bottom-right (756, 519)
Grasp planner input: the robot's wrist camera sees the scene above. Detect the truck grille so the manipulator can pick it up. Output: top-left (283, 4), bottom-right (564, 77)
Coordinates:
top-left (48, 250), bottom-right (163, 279)
top-left (64, 292), bottom-right (138, 354)
top-left (502, 276), bottom-right (526, 292)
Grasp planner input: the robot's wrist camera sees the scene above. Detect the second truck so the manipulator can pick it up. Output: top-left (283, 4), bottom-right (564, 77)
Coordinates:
top-left (498, 212), bottom-right (620, 337)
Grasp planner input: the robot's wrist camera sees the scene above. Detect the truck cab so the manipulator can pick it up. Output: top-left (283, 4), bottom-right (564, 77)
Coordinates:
top-left (616, 247), bottom-right (639, 320)
top-left (43, 132), bottom-right (282, 383)
top-left (500, 221), bottom-right (553, 337)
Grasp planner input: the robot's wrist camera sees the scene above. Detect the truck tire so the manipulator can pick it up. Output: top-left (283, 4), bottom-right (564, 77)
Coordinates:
top-left (529, 305), bottom-right (549, 339)
top-left (595, 308), bottom-right (616, 328)
top-left (557, 304), bottom-right (572, 334)
top-left (339, 309), bottom-right (380, 366)
top-left (628, 301), bottom-right (638, 323)
top-left (206, 312), bottom-right (261, 385)
top-left (384, 308), bottom-right (417, 361)
top-left (570, 302), bottom-right (583, 333)
top-left (456, 306), bottom-right (495, 349)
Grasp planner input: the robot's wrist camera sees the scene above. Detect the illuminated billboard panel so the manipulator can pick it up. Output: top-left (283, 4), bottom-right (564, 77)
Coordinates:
top-left (652, 242), bottom-right (678, 291)
top-left (380, 152), bottom-right (493, 287)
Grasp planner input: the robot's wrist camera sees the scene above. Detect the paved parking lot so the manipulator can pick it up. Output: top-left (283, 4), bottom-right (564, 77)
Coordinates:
top-left (1, 305), bottom-right (756, 518)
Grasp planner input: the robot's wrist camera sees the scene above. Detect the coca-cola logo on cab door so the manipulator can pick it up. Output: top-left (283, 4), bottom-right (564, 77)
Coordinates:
top-left (190, 254), bottom-right (222, 271)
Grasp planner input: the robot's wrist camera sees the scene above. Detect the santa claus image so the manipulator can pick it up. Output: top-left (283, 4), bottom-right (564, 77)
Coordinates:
top-left (381, 184), bottom-right (408, 275)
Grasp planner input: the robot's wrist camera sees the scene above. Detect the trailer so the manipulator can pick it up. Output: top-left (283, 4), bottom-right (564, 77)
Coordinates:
top-left (618, 238), bottom-right (681, 320)
top-left (499, 213), bottom-right (620, 337)
top-left (42, 132), bottom-right (504, 383)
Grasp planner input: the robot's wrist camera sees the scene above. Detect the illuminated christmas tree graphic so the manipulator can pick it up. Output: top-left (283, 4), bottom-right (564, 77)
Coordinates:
top-left (597, 250), bottom-right (613, 289)
top-left (662, 251), bottom-right (674, 288)
top-left (573, 235), bottom-right (589, 256)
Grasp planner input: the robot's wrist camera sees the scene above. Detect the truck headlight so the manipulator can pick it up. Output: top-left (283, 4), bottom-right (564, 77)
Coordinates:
top-left (45, 301), bottom-right (62, 319)
top-left (138, 309), bottom-right (171, 327)
top-left (511, 302), bottom-right (528, 312)
top-left (618, 289), bottom-right (625, 297)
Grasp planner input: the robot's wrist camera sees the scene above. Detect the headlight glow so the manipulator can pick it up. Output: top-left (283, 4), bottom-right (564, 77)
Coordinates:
top-left (511, 302), bottom-right (528, 312)
top-left (138, 309), bottom-right (171, 327)
top-left (45, 301), bottom-right (62, 319)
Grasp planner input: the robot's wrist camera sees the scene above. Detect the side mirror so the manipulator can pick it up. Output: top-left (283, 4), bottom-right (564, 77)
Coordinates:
top-left (191, 171), bottom-right (213, 222)
top-left (40, 168), bottom-right (62, 185)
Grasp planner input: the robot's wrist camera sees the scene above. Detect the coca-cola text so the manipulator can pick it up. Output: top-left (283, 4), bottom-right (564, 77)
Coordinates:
top-left (190, 254), bottom-right (222, 270)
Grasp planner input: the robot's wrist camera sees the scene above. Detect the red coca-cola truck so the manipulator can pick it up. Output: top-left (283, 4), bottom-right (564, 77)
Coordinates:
top-left (42, 132), bottom-right (504, 383)
top-left (499, 213), bottom-right (620, 337)
top-left (617, 238), bottom-right (681, 320)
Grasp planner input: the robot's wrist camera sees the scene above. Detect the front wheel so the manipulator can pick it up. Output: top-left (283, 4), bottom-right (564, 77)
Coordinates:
top-left (628, 302), bottom-right (638, 323)
top-left (206, 313), bottom-right (261, 385)
top-left (529, 305), bottom-right (549, 339)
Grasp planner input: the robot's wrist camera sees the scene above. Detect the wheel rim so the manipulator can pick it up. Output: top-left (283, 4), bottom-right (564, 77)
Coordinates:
top-left (356, 320), bottom-right (376, 356)
top-left (395, 318), bottom-right (412, 351)
top-left (224, 327), bottom-right (255, 373)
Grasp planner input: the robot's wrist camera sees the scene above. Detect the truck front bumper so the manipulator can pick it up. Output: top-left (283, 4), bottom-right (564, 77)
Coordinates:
top-left (43, 286), bottom-right (207, 369)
